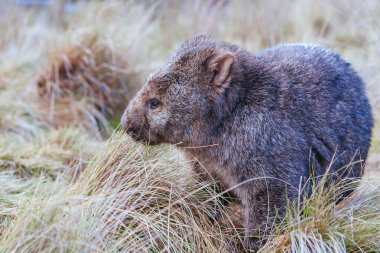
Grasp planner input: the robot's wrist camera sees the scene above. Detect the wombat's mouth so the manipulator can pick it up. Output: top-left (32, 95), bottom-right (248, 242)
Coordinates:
top-left (127, 130), bottom-right (162, 146)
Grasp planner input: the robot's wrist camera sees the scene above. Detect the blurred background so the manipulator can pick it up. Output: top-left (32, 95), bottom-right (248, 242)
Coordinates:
top-left (0, 0), bottom-right (380, 167)
top-left (0, 0), bottom-right (379, 173)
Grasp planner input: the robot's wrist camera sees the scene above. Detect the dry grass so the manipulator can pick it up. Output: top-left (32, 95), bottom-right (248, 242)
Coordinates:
top-left (36, 35), bottom-right (140, 135)
top-left (0, 132), bottom-right (241, 253)
top-left (0, 0), bottom-right (379, 252)
top-left (261, 179), bottom-right (380, 252)
top-left (0, 128), bottom-right (100, 179)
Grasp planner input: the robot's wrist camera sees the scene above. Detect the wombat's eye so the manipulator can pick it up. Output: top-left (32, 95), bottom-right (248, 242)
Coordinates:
top-left (148, 98), bottom-right (160, 109)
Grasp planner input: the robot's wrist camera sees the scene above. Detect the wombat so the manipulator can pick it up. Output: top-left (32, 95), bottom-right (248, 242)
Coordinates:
top-left (121, 35), bottom-right (373, 251)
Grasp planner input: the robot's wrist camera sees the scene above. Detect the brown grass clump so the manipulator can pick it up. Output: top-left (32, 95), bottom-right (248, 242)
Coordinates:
top-left (36, 35), bottom-right (140, 136)
top-left (80, 132), bottom-right (242, 252)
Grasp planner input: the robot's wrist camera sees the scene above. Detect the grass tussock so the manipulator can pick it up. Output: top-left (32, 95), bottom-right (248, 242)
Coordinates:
top-left (0, 133), bottom-right (240, 253)
top-left (36, 35), bottom-right (139, 134)
top-left (0, 0), bottom-right (379, 252)
top-left (261, 180), bottom-right (380, 252)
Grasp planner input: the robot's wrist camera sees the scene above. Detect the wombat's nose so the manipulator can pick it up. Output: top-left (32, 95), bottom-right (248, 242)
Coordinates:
top-left (121, 102), bottom-right (136, 131)
top-left (121, 110), bottom-right (143, 138)
top-left (121, 111), bottom-right (129, 131)
top-left (121, 112), bottom-right (137, 134)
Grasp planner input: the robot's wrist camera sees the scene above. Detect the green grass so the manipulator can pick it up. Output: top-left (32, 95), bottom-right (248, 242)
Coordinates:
top-left (0, 0), bottom-right (379, 252)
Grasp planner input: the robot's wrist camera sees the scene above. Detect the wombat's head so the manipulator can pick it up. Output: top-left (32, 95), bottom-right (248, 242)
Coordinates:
top-left (121, 35), bottom-right (238, 146)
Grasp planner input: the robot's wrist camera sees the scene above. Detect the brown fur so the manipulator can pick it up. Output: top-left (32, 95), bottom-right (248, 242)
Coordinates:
top-left (121, 35), bottom-right (373, 251)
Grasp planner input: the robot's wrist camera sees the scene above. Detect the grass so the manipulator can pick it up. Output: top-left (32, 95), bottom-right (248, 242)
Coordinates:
top-left (0, 0), bottom-right (379, 252)
top-left (36, 34), bottom-right (139, 136)
top-left (261, 178), bottom-right (380, 252)
top-left (0, 132), bottom-right (240, 253)
top-left (0, 128), bottom-right (100, 178)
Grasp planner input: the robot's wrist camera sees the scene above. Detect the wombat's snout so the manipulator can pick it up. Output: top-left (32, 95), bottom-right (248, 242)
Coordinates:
top-left (121, 108), bottom-right (144, 141)
top-left (120, 111), bottom-right (128, 131)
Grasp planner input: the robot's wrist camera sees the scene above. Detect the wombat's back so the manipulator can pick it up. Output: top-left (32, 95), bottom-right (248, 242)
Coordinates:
top-left (253, 44), bottom-right (373, 180)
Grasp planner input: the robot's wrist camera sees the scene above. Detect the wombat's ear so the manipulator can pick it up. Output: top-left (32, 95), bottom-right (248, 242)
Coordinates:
top-left (207, 51), bottom-right (234, 91)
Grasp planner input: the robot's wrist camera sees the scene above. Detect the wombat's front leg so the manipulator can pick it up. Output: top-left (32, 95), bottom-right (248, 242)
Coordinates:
top-left (242, 186), bottom-right (288, 252)
top-left (191, 161), bottom-right (236, 221)
top-left (242, 203), bottom-right (265, 252)
top-left (191, 160), bottom-right (215, 183)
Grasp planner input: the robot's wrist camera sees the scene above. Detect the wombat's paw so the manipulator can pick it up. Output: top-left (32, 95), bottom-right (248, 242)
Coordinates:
top-left (243, 237), bottom-right (260, 253)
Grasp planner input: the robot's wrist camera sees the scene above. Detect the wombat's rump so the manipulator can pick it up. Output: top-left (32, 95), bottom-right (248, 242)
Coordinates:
top-left (121, 35), bottom-right (373, 251)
